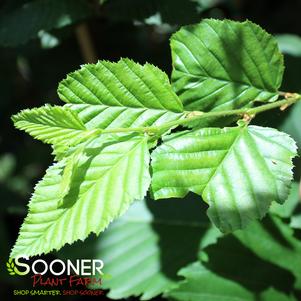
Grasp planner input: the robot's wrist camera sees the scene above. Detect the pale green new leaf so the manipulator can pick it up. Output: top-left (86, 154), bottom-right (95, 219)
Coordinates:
top-left (151, 126), bottom-right (297, 232)
top-left (58, 58), bottom-right (184, 130)
top-left (10, 136), bottom-right (150, 258)
top-left (59, 195), bottom-right (221, 300)
top-left (12, 105), bottom-right (90, 145)
top-left (171, 19), bottom-right (284, 125)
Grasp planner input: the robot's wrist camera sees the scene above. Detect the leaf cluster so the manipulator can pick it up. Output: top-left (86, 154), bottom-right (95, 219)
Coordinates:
top-left (10, 18), bottom-right (301, 300)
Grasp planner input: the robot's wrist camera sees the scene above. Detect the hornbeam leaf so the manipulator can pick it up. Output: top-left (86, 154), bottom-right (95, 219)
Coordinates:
top-left (166, 262), bottom-right (255, 301)
top-left (171, 19), bottom-right (284, 125)
top-left (201, 217), bottom-right (299, 297)
top-left (270, 182), bottom-right (300, 219)
top-left (12, 105), bottom-right (89, 145)
top-left (166, 217), bottom-right (300, 301)
top-left (10, 136), bottom-right (151, 258)
top-left (151, 126), bottom-right (297, 232)
top-left (58, 58), bottom-right (185, 130)
top-left (260, 288), bottom-right (298, 301)
top-left (234, 215), bottom-right (301, 290)
top-left (58, 195), bottom-right (222, 300)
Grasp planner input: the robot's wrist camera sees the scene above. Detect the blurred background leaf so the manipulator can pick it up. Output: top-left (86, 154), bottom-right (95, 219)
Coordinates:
top-left (277, 34), bottom-right (301, 57)
top-left (58, 195), bottom-right (221, 300)
top-left (166, 214), bottom-right (301, 301)
top-left (0, 0), bottom-right (94, 47)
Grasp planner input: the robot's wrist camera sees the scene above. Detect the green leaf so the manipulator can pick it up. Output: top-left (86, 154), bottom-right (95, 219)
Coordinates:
top-left (58, 58), bottom-right (184, 130)
top-left (151, 126), bottom-right (297, 232)
top-left (166, 262), bottom-right (254, 301)
top-left (234, 215), bottom-right (301, 290)
top-left (12, 105), bottom-right (90, 145)
top-left (10, 136), bottom-right (151, 258)
top-left (260, 288), bottom-right (298, 301)
top-left (171, 19), bottom-right (284, 125)
top-left (167, 216), bottom-right (300, 301)
top-left (58, 195), bottom-right (221, 300)
top-left (0, 0), bottom-right (93, 47)
top-left (270, 182), bottom-right (300, 218)
top-left (203, 221), bottom-right (298, 295)
top-left (0, 153), bottom-right (15, 182)
top-left (276, 34), bottom-right (301, 57)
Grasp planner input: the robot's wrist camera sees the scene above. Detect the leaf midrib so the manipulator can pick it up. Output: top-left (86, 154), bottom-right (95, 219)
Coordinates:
top-left (67, 103), bottom-right (185, 116)
top-left (173, 69), bottom-right (277, 95)
top-left (200, 127), bottom-right (245, 225)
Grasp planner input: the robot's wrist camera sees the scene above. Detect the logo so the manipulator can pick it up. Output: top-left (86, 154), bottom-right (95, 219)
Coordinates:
top-left (6, 256), bottom-right (104, 277)
top-left (6, 258), bottom-right (23, 276)
top-left (7, 256), bottom-right (107, 296)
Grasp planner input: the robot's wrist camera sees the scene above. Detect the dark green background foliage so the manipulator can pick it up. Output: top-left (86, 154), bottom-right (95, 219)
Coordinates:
top-left (1, 0), bottom-right (301, 300)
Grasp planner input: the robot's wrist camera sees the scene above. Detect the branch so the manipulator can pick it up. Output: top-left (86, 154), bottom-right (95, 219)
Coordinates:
top-left (97, 93), bottom-right (301, 136)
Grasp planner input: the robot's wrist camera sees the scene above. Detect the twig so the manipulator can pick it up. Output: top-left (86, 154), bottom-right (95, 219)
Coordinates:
top-left (75, 23), bottom-right (98, 64)
top-left (96, 93), bottom-right (301, 136)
